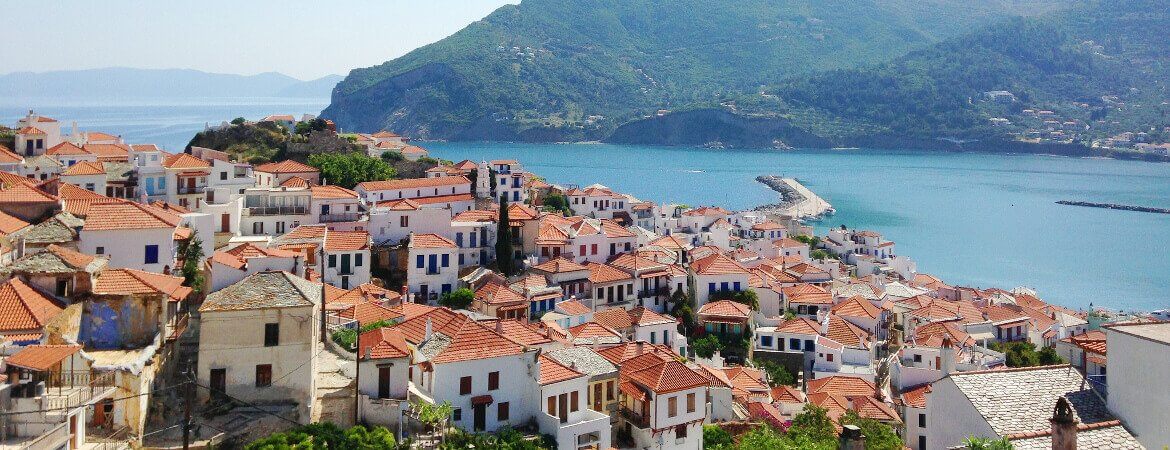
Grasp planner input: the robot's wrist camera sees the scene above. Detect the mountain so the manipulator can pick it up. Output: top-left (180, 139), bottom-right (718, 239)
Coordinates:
top-left (322, 0), bottom-right (1070, 141)
top-left (0, 68), bottom-right (341, 99)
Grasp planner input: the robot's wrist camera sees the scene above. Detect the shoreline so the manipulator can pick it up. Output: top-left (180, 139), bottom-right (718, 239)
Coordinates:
top-left (752, 175), bottom-right (834, 220)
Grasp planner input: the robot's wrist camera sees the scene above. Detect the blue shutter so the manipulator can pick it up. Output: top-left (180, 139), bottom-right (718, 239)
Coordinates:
top-left (441, 254), bottom-right (449, 267)
top-left (470, 233), bottom-right (478, 248)
top-left (144, 245), bottom-right (159, 264)
top-left (416, 255), bottom-right (424, 268)
top-left (455, 233), bottom-right (464, 248)
top-left (708, 283), bottom-right (716, 293)
top-left (733, 282), bottom-right (741, 291)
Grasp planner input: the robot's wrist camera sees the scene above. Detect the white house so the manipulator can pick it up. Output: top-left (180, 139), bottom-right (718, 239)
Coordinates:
top-left (690, 252), bottom-right (751, 307)
top-left (206, 243), bottom-right (305, 293)
top-left (355, 327), bottom-right (412, 430)
top-left (368, 198), bottom-right (452, 245)
top-left (77, 201), bottom-right (181, 273)
top-left (406, 233), bottom-right (460, 302)
top-left (254, 160), bottom-right (320, 187)
top-left (1104, 322), bottom-right (1170, 450)
top-left (616, 352), bottom-right (709, 450)
top-left (357, 176), bottom-right (474, 217)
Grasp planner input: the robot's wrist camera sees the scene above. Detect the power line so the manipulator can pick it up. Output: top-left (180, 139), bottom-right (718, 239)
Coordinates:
top-left (189, 382), bottom-right (302, 427)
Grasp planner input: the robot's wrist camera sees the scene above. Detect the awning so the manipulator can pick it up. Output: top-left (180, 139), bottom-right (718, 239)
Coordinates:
top-left (471, 395), bottom-right (494, 406)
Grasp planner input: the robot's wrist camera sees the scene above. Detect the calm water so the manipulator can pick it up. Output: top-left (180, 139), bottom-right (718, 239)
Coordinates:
top-left (3, 99), bottom-right (1167, 312)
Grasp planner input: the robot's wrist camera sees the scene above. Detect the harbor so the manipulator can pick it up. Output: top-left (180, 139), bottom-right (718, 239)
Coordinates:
top-left (752, 175), bottom-right (834, 220)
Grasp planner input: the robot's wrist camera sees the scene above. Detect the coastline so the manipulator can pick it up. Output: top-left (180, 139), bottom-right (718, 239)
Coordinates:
top-left (752, 175), bottom-right (834, 220)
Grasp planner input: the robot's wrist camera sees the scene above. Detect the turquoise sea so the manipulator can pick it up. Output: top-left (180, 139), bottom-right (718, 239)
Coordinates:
top-left (4, 99), bottom-right (1168, 312)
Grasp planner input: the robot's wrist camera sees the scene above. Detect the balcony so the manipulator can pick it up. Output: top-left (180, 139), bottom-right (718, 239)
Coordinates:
top-left (320, 212), bottom-right (362, 223)
top-left (617, 407), bottom-right (650, 429)
top-left (246, 205), bottom-right (308, 216)
top-left (177, 185), bottom-right (208, 195)
top-left (537, 408), bottom-right (611, 450)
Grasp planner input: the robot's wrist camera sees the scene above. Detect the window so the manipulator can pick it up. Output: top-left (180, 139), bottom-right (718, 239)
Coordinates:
top-left (253, 222), bottom-right (263, 234)
top-left (579, 245), bottom-right (586, 256)
top-left (918, 436), bottom-right (926, 450)
top-left (547, 396), bottom-right (556, 415)
top-left (355, 254), bottom-right (363, 267)
top-left (609, 243), bottom-right (616, 255)
top-left (606, 381), bottom-right (614, 400)
top-left (708, 283), bottom-right (716, 293)
top-left (826, 353), bottom-right (834, 362)
top-left (687, 393), bottom-right (696, 413)
top-left (453, 408), bottom-right (462, 421)
top-left (488, 371), bottom-right (499, 390)
top-left (416, 255), bottom-right (424, 269)
top-left (399, 216), bottom-right (409, 227)
top-left (55, 279), bottom-right (69, 296)
top-left (650, 331), bottom-right (657, 344)
top-left (761, 336), bottom-right (773, 348)
top-left (456, 233), bottom-right (464, 247)
top-left (441, 254), bottom-right (449, 267)
top-left (328, 254), bottom-right (337, 268)
top-left (733, 282), bottom-right (741, 291)
top-left (220, 172), bottom-right (228, 180)
top-left (913, 354), bottom-right (922, 363)
top-left (676, 425), bottom-right (688, 439)
top-left (144, 245), bottom-right (159, 264)
top-left (497, 402), bottom-right (510, 421)
top-left (590, 244), bottom-right (598, 255)
top-left (264, 323), bottom-right (279, 347)
top-left (460, 376), bottom-right (472, 395)
top-left (804, 339), bottom-right (814, 351)
top-left (95, 246), bottom-right (105, 255)
top-left (668, 396), bottom-right (678, 417)
top-left (570, 391), bottom-right (579, 412)
top-left (918, 413), bottom-right (926, 428)
top-left (255, 364), bottom-right (272, 387)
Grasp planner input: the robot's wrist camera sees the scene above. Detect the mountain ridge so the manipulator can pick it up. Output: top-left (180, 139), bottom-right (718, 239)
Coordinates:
top-left (0, 67), bottom-right (342, 99)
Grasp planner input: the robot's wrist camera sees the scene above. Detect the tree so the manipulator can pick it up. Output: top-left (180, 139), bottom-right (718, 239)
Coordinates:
top-left (788, 405), bottom-right (838, 444)
top-left (692, 334), bottom-right (723, 359)
top-left (710, 289), bottom-right (759, 311)
top-left (294, 118), bottom-right (329, 136)
top-left (307, 152), bottom-right (396, 189)
top-left (230, 117), bottom-right (246, 125)
top-left (495, 196), bottom-right (515, 275)
top-left (245, 423), bottom-right (395, 450)
top-left (963, 436), bottom-right (1015, 450)
top-left (703, 425), bottom-right (734, 449)
top-left (542, 192), bottom-right (572, 215)
top-left (180, 230), bottom-right (206, 295)
top-left (754, 358), bottom-right (797, 387)
top-left (839, 410), bottom-right (903, 450)
top-left (330, 320), bottom-right (398, 351)
top-left (1037, 345), bottom-right (1065, 365)
top-left (439, 288), bottom-right (475, 310)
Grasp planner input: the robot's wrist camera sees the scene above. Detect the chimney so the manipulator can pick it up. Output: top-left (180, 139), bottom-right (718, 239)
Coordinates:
top-left (495, 320), bottom-right (504, 333)
top-left (940, 337), bottom-right (956, 376)
top-left (424, 318), bottom-right (433, 340)
top-left (636, 341), bottom-right (645, 354)
top-left (838, 424), bottom-right (866, 450)
top-left (1050, 397), bottom-right (1078, 450)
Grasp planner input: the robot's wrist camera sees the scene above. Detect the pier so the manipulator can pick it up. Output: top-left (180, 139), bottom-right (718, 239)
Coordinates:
top-left (754, 175), bottom-right (833, 219)
top-left (1056, 200), bottom-right (1170, 214)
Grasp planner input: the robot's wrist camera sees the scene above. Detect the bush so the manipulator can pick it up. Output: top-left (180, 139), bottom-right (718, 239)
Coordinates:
top-left (245, 423), bottom-right (395, 450)
top-left (704, 425), bottom-right (734, 449)
top-left (439, 288), bottom-right (475, 310)
top-left (307, 152), bottom-right (396, 189)
top-left (693, 334), bottom-right (723, 359)
top-left (331, 320), bottom-right (398, 351)
top-left (754, 358), bottom-right (797, 387)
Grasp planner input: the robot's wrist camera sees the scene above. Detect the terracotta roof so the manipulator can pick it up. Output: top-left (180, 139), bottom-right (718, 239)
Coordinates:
top-left (357, 176), bottom-right (469, 191)
top-left (452, 209), bottom-right (497, 222)
top-left (783, 284), bottom-right (833, 305)
top-left (824, 315), bottom-right (872, 349)
top-left (532, 257), bottom-right (588, 274)
top-left (329, 283), bottom-right (401, 308)
top-left (898, 383), bottom-right (931, 409)
top-left (648, 235), bottom-right (688, 250)
top-left (93, 268), bottom-right (191, 302)
top-left (586, 262), bottom-right (632, 284)
top-left (325, 230), bottom-right (370, 251)
top-left (494, 320), bottom-right (554, 347)
top-left (776, 317), bottom-right (821, 335)
top-left (681, 206), bottom-right (730, 217)
top-left (0, 145), bottom-right (21, 163)
top-left (82, 143), bottom-right (131, 161)
top-left (622, 352), bottom-right (708, 394)
top-left (539, 354), bottom-right (585, 385)
top-left (46, 142), bottom-right (92, 156)
top-left (698, 300), bottom-right (752, 320)
top-left (255, 160), bottom-right (318, 173)
top-left (0, 278), bottom-right (64, 333)
top-left (5, 344), bottom-right (82, 371)
top-left (17, 126), bottom-right (46, 135)
top-left (568, 322), bottom-right (623, 344)
top-left (311, 185), bottom-right (358, 199)
top-left (211, 243), bottom-right (299, 270)
top-left (692, 252), bottom-right (749, 276)
top-left (280, 176), bottom-right (310, 188)
top-left (358, 327), bottom-right (410, 360)
top-left (556, 300), bottom-right (591, 316)
top-left (831, 296), bottom-right (882, 320)
top-left (376, 198), bottom-right (421, 210)
top-left (340, 302), bottom-right (404, 325)
top-left (913, 321), bottom-right (975, 347)
top-left (0, 183), bottom-right (57, 204)
top-left (388, 302), bottom-right (438, 320)
top-left (410, 233), bottom-right (456, 249)
top-left (62, 161), bottom-right (105, 176)
top-left (411, 193), bottom-right (474, 205)
top-left (410, 313), bottom-right (527, 364)
top-left (0, 210), bottom-right (31, 236)
top-left (84, 131), bottom-right (120, 142)
top-left (808, 376), bottom-right (877, 398)
top-left (772, 385), bottom-right (806, 404)
top-left (596, 341), bottom-right (677, 364)
top-left (163, 153), bottom-right (210, 169)
top-left (474, 281), bottom-right (526, 305)
top-left (82, 201), bottom-right (180, 230)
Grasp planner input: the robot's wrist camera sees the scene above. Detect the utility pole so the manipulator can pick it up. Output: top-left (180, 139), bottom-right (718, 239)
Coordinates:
top-left (182, 364), bottom-right (194, 450)
top-left (353, 320), bottom-right (360, 428)
top-left (319, 246), bottom-right (327, 344)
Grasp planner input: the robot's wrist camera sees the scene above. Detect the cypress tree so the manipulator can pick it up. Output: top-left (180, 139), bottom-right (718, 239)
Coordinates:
top-left (495, 195), bottom-right (514, 275)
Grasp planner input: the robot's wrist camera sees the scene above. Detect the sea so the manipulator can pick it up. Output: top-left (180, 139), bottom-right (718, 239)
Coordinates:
top-left (4, 97), bottom-right (1169, 313)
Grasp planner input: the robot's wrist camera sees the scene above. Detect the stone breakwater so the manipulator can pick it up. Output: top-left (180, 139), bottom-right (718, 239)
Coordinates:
top-left (1056, 200), bottom-right (1170, 214)
top-left (753, 175), bottom-right (833, 219)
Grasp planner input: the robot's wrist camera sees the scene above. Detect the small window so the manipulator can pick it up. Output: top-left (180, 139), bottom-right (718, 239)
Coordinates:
top-left (255, 364), bottom-right (272, 387)
top-left (452, 408), bottom-right (462, 421)
top-left (827, 353), bottom-right (835, 362)
top-left (220, 172), bottom-right (228, 180)
top-left (488, 371), bottom-right (499, 390)
top-left (264, 323), bottom-right (279, 347)
top-left (918, 413), bottom-right (926, 428)
top-left (95, 247), bottom-right (105, 255)
top-left (913, 354), bottom-right (922, 363)
top-left (144, 245), bottom-right (159, 264)
top-left (497, 402), bottom-right (510, 421)
top-left (328, 254), bottom-right (337, 268)
top-left (687, 393), bottom-right (696, 413)
top-left (668, 396), bottom-right (678, 417)
top-left (570, 391), bottom-right (579, 412)
top-left (355, 254), bottom-right (363, 267)
top-left (460, 376), bottom-right (472, 395)
top-left (676, 425), bottom-right (688, 439)
top-left (55, 279), bottom-right (69, 296)
top-left (606, 381), bottom-right (614, 400)
top-left (399, 216), bottom-right (409, 227)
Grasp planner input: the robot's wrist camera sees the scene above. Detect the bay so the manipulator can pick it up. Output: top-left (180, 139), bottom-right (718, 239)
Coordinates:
top-left (3, 99), bottom-right (1167, 312)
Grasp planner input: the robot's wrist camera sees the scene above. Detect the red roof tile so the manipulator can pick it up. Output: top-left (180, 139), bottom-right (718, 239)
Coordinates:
top-left (255, 160), bottom-right (318, 173)
top-left (410, 233), bottom-right (456, 249)
top-left (358, 327), bottom-right (410, 360)
top-left (539, 354), bottom-right (585, 385)
top-left (5, 344), bottom-right (82, 371)
top-left (0, 279), bottom-right (63, 333)
top-left (358, 176), bottom-right (469, 191)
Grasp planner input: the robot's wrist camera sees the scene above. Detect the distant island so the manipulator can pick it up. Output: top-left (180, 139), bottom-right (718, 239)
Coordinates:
top-left (0, 67), bottom-right (342, 99)
top-left (322, 0), bottom-right (1169, 160)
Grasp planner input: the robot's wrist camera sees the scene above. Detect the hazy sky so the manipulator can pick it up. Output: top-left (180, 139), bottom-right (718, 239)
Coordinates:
top-left (0, 0), bottom-right (516, 80)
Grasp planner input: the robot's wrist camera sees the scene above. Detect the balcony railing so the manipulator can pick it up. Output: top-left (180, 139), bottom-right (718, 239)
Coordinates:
top-left (618, 408), bottom-right (650, 429)
top-left (177, 186), bottom-right (208, 195)
top-left (320, 212), bottom-right (362, 223)
top-left (167, 313), bottom-right (189, 341)
top-left (247, 205), bottom-right (308, 216)
top-left (23, 421), bottom-right (69, 450)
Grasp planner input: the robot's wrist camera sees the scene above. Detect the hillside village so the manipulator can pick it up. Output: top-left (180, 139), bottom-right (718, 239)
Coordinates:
top-left (0, 111), bottom-right (1165, 450)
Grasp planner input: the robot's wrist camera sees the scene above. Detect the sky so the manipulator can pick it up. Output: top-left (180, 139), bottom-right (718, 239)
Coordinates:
top-left (0, 0), bottom-right (517, 80)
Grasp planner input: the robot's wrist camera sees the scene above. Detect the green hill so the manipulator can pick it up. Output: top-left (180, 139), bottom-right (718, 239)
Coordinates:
top-left (322, 0), bottom-right (1068, 141)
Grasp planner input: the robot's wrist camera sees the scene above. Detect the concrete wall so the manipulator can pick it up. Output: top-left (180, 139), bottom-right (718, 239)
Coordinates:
top-left (1106, 328), bottom-right (1170, 449)
top-left (925, 377), bottom-right (997, 450)
top-left (79, 227), bottom-right (175, 272)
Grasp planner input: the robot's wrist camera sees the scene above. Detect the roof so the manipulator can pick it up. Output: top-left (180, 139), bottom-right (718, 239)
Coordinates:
top-left (255, 160), bottom-right (318, 173)
top-left (539, 354), bottom-right (585, 385)
top-left (405, 311), bottom-right (527, 364)
top-left (377, 198), bottom-right (420, 211)
top-left (622, 352), bottom-right (708, 394)
top-left (1006, 420), bottom-right (1141, 450)
top-left (681, 206), bottom-right (730, 217)
top-left (62, 161), bottom-right (105, 176)
top-left (410, 233), bottom-right (456, 249)
top-left (808, 376), bottom-right (877, 397)
top-left (5, 344), bottom-right (82, 371)
top-left (692, 252), bottom-right (749, 276)
top-left (1, 244), bottom-right (104, 275)
top-left (311, 185), bottom-right (358, 199)
top-left (325, 230), bottom-right (370, 251)
top-left (358, 327), bottom-right (411, 360)
top-left (1104, 321), bottom-right (1170, 345)
top-left (46, 142), bottom-right (91, 156)
top-left (93, 268), bottom-right (191, 302)
top-left (82, 143), bottom-right (131, 161)
top-left (532, 257), bottom-right (588, 274)
top-left (831, 296), bottom-right (882, 320)
top-left (82, 201), bottom-right (181, 231)
top-left (0, 183), bottom-right (57, 204)
top-left (568, 322), bottom-right (623, 344)
top-left (338, 302), bottom-right (404, 324)
top-left (557, 300), bottom-right (591, 316)
top-left (775, 317), bottom-right (821, 335)
top-left (163, 153), bottom-right (211, 169)
top-left (596, 341), bottom-right (678, 365)
top-left (586, 262), bottom-right (632, 284)
top-left (211, 243), bottom-right (300, 270)
top-left (357, 176), bottom-right (469, 191)
top-left (898, 383), bottom-right (932, 409)
top-left (280, 176), bottom-right (310, 188)
top-left (697, 300), bottom-right (752, 320)
top-left (0, 145), bottom-right (21, 163)
top-left (474, 281), bottom-right (526, 305)
top-left (0, 278), bottom-right (64, 333)
top-left (0, 210), bottom-right (31, 236)
top-left (200, 271), bottom-right (320, 312)
top-left (946, 365), bottom-right (1114, 435)
top-left (546, 347), bottom-right (618, 378)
